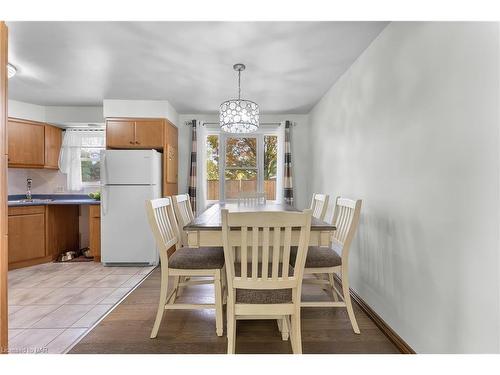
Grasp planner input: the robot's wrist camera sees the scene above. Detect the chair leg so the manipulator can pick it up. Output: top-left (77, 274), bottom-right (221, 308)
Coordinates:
top-left (290, 312), bottom-right (302, 354)
top-left (226, 302), bottom-right (236, 354)
top-left (177, 276), bottom-right (184, 296)
top-left (328, 273), bottom-right (339, 302)
top-left (342, 270), bottom-right (360, 334)
top-left (214, 270), bottom-right (224, 337)
top-left (281, 316), bottom-right (289, 341)
top-left (150, 267), bottom-right (169, 339)
top-left (169, 276), bottom-right (180, 303)
top-left (221, 266), bottom-right (227, 305)
top-left (277, 316), bottom-right (290, 341)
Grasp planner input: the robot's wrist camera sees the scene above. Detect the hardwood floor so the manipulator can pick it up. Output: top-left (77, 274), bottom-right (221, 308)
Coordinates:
top-left (70, 268), bottom-right (400, 354)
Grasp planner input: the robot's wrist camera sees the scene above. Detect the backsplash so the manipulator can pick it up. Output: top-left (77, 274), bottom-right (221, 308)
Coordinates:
top-left (8, 168), bottom-right (99, 195)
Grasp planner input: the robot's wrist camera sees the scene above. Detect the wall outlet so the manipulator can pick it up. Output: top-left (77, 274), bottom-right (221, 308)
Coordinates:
top-left (55, 185), bottom-right (65, 193)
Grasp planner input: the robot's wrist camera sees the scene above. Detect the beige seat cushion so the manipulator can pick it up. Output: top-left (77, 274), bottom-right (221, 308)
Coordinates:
top-left (290, 246), bottom-right (342, 268)
top-left (169, 247), bottom-right (225, 270)
top-left (233, 263), bottom-right (294, 304)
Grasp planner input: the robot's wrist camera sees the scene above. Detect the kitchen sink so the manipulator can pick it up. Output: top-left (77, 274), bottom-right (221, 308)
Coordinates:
top-left (9, 198), bottom-right (54, 203)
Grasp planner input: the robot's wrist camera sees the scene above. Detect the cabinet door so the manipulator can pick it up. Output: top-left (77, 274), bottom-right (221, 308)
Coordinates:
top-left (106, 120), bottom-right (135, 148)
top-left (135, 120), bottom-right (164, 148)
top-left (89, 205), bottom-right (101, 261)
top-left (8, 118), bottom-right (45, 167)
top-left (44, 125), bottom-right (62, 169)
top-left (163, 122), bottom-right (178, 195)
top-left (8, 210), bottom-right (46, 264)
top-left (166, 144), bottom-right (178, 183)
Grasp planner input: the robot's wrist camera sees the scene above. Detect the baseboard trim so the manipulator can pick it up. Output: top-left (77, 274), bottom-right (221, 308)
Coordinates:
top-left (333, 274), bottom-right (415, 354)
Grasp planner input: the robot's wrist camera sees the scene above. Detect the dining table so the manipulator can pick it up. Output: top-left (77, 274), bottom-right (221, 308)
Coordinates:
top-left (184, 202), bottom-right (336, 248)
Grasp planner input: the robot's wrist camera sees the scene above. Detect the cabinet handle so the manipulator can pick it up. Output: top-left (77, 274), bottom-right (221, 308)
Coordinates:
top-left (129, 141), bottom-right (134, 144)
top-left (135, 141), bottom-right (140, 144)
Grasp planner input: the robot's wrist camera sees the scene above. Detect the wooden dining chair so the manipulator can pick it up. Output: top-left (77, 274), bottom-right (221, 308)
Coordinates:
top-left (146, 197), bottom-right (225, 338)
top-left (310, 193), bottom-right (329, 221)
top-left (221, 208), bottom-right (313, 354)
top-left (237, 191), bottom-right (266, 205)
top-left (295, 197), bottom-right (362, 334)
top-left (171, 194), bottom-right (195, 247)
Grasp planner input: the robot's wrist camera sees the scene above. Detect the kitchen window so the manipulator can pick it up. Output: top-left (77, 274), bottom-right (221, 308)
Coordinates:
top-left (81, 146), bottom-right (104, 186)
top-left (59, 128), bottom-right (105, 191)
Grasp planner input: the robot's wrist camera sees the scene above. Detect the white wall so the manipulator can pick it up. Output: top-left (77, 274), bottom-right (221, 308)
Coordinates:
top-left (45, 105), bottom-right (103, 125)
top-left (103, 99), bottom-right (179, 126)
top-left (308, 22), bottom-right (500, 353)
top-left (178, 114), bottom-right (311, 210)
top-left (8, 100), bottom-right (46, 122)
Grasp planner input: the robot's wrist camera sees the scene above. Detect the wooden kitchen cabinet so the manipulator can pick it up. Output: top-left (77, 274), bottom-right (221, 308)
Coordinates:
top-left (106, 118), bottom-right (164, 149)
top-left (8, 206), bottom-right (48, 269)
top-left (89, 204), bottom-right (101, 262)
top-left (8, 203), bottom-right (86, 270)
top-left (164, 121), bottom-right (178, 196)
top-left (106, 119), bottom-right (136, 148)
top-left (8, 118), bottom-right (45, 168)
top-left (7, 118), bottom-right (63, 169)
top-left (44, 124), bottom-right (62, 169)
top-left (135, 120), bottom-right (164, 148)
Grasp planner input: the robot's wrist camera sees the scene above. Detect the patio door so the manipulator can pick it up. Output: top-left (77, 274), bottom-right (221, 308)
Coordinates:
top-left (220, 133), bottom-right (263, 201)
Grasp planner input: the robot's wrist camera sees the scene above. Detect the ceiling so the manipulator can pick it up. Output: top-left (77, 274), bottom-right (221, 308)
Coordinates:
top-left (7, 22), bottom-right (387, 114)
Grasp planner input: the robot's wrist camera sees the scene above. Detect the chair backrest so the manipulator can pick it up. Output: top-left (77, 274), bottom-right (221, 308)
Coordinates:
top-left (331, 197), bottom-right (362, 260)
top-left (237, 191), bottom-right (266, 205)
top-left (221, 209), bottom-right (312, 302)
top-left (310, 193), bottom-right (329, 221)
top-left (145, 197), bottom-right (180, 265)
top-left (171, 194), bottom-right (195, 247)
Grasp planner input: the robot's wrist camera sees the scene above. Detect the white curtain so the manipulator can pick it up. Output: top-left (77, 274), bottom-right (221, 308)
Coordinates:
top-left (58, 129), bottom-right (105, 191)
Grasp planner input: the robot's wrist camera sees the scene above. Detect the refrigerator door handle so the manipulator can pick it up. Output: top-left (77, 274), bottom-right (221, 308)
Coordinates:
top-left (101, 151), bottom-right (108, 186)
top-left (101, 186), bottom-right (108, 216)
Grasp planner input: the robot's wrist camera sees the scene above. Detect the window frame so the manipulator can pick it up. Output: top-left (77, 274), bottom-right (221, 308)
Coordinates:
top-left (204, 123), bottom-right (283, 204)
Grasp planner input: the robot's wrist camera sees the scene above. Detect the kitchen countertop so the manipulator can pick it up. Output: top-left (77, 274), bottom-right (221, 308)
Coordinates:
top-left (8, 194), bottom-right (100, 207)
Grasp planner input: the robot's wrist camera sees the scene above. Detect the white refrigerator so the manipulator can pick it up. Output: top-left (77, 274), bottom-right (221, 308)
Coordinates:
top-left (100, 149), bottom-right (162, 266)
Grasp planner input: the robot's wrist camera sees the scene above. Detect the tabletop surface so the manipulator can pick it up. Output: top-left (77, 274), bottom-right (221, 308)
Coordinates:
top-left (184, 202), bottom-right (336, 231)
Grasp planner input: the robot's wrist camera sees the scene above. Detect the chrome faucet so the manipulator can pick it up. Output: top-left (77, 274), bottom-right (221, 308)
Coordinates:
top-left (26, 178), bottom-right (32, 200)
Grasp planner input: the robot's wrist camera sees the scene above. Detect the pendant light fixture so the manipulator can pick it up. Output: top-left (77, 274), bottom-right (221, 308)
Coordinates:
top-left (7, 63), bottom-right (17, 79)
top-left (219, 63), bottom-right (259, 133)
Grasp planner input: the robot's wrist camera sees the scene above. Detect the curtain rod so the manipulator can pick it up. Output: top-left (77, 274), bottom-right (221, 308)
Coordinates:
top-left (184, 121), bottom-right (285, 126)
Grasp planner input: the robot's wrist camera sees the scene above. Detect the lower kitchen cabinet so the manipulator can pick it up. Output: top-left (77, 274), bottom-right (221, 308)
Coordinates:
top-left (8, 206), bottom-right (48, 269)
top-left (8, 205), bottom-right (80, 270)
top-left (89, 205), bottom-right (101, 262)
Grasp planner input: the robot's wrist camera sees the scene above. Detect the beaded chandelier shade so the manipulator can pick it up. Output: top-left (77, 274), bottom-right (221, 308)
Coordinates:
top-left (219, 63), bottom-right (259, 133)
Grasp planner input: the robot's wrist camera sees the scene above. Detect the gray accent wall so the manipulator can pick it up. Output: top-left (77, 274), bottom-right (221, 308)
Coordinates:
top-left (308, 22), bottom-right (500, 353)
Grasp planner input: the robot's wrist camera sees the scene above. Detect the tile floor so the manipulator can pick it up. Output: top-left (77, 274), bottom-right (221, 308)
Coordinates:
top-left (8, 261), bottom-right (156, 354)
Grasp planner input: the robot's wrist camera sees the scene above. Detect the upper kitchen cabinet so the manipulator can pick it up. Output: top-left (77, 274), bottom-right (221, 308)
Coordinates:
top-left (7, 118), bottom-right (63, 169)
top-left (106, 118), bottom-right (164, 149)
top-left (135, 120), bottom-right (164, 148)
top-left (106, 119), bottom-right (135, 148)
top-left (163, 121), bottom-right (178, 196)
top-left (8, 118), bottom-right (45, 168)
top-left (44, 124), bottom-right (62, 169)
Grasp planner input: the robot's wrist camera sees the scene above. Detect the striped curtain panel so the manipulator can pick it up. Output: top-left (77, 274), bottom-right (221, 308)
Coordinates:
top-left (188, 120), bottom-right (197, 212)
top-left (283, 120), bottom-right (294, 206)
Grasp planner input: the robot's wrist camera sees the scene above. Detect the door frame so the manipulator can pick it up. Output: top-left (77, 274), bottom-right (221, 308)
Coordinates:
top-left (0, 21), bottom-right (9, 354)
